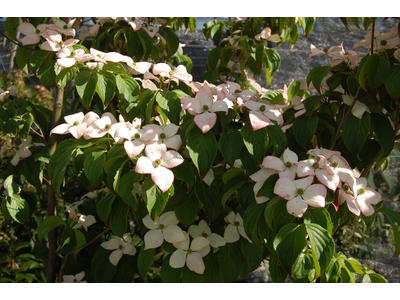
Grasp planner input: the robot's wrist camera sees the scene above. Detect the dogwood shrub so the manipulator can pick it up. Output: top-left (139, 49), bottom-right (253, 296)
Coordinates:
top-left (0, 16), bottom-right (399, 283)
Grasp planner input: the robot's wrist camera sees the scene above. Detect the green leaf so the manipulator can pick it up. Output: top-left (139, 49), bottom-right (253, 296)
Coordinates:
top-left (293, 114), bottom-right (319, 149)
top-left (309, 66), bottom-right (330, 93)
top-left (29, 50), bottom-right (50, 74)
top-left (207, 48), bottom-right (222, 70)
top-left (116, 74), bottom-right (140, 103)
top-left (83, 149), bottom-right (106, 185)
top-left (269, 256), bottom-right (287, 283)
top-left (266, 123), bottom-right (287, 157)
top-left (96, 72), bottom-right (116, 106)
top-left (218, 242), bottom-right (245, 282)
top-left (305, 223), bottom-right (334, 275)
top-left (260, 90), bottom-right (284, 105)
top-left (171, 160), bottom-right (194, 188)
top-left (265, 48), bottom-right (281, 74)
top-left (304, 95), bottom-right (323, 114)
top-left (142, 177), bottom-right (169, 221)
top-left (104, 156), bottom-right (129, 193)
top-left (5, 194), bottom-right (30, 224)
top-left (49, 140), bottom-right (76, 198)
top-left (37, 216), bottom-right (64, 241)
top-left (367, 54), bottom-right (390, 89)
top-left (109, 197), bottom-right (129, 237)
top-left (91, 249), bottom-right (118, 283)
top-left (174, 196), bottom-right (199, 227)
top-left (97, 191), bottom-right (116, 223)
top-left (241, 124), bottom-right (268, 166)
top-left (342, 113), bottom-right (371, 156)
top-left (15, 46), bottom-right (31, 74)
top-left (303, 207), bottom-right (332, 235)
top-left (371, 113), bottom-right (395, 158)
top-left (155, 92), bottom-right (181, 125)
top-left (385, 65), bottom-right (400, 98)
top-left (218, 131), bottom-right (244, 167)
top-left (38, 59), bottom-right (56, 88)
top-left (112, 255), bottom-right (136, 283)
top-left (159, 27), bottom-right (179, 58)
top-left (138, 248), bottom-right (155, 281)
top-left (291, 250), bottom-right (314, 280)
top-left (194, 179), bottom-right (220, 222)
top-left (4, 17), bottom-right (19, 40)
top-left (221, 170), bottom-right (245, 209)
top-left (243, 202), bottom-right (268, 244)
top-left (362, 271), bottom-right (388, 283)
top-left (161, 254), bottom-right (182, 282)
top-left (103, 62), bottom-right (126, 74)
top-left (117, 171), bottom-right (141, 208)
top-left (137, 28), bottom-right (154, 59)
top-left (75, 70), bottom-right (98, 109)
top-left (324, 257), bottom-right (342, 283)
top-left (379, 207), bottom-right (400, 257)
top-left (56, 67), bottom-right (76, 89)
top-left (264, 196), bottom-right (296, 232)
top-left (210, 23), bottom-right (225, 45)
top-left (181, 266), bottom-right (203, 283)
top-left (273, 223), bottom-right (307, 273)
top-left (203, 253), bottom-right (223, 283)
top-left (187, 126), bottom-right (218, 179)
top-left (240, 238), bottom-right (263, 272)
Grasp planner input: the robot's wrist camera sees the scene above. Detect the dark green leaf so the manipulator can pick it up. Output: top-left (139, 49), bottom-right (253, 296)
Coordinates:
top-left (187, 126), bottom-right (218, 179)
top-left (75, 70), bottom-right (98, 109)
top-left (342, 113), bottom-right (371, 156)
top-left (37, 216), bottom-right (64, 241)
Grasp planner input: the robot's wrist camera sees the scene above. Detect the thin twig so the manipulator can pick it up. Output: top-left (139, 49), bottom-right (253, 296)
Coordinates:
top-left (159, 17), bottom-right (180, 31)
top-left (58, 227), bottom-right (111, 282)
top-left (329, 87), bottom-right (362, 149)
top-left (0, 31), bottom-right (36, 51)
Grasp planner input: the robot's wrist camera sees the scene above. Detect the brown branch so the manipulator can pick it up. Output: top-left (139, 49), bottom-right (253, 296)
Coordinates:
top-left (329, 87), bottom-right (362, 150)
top-left (58, 227), bottom-right (111, 282)
top-left (159, 17), bottom-right (180, 31)
top-left (0, 30), bottom-right (36, 51)
top-left (370, 18), bottom-right (376, 55)
top-left (45, 85), bottom-right (64, 283)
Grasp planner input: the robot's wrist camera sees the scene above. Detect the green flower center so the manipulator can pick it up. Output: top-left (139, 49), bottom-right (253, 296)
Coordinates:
top-left (97, 54), bottom-right (102, 58)
top-left (59, 41), bottom-right (64, 46)
top-left (234, 221), bottom-right (240, 227)
top-left (331, 161), bottom-right (339, 168)
top-left (134, 133), bottom-right (141, 139)
top-left (63, 25), bottom-right (68, 29)
top-left (70, 51), bottom-right (76, 57)
top-left (169, 71), bottom-right (174, 76)
top-left (130, 17), bottom-right (135, 21)
top-left (312, 162), bottom-right (319, 169)
top-left (73, 278), bottom-right (77, 283)
top-left (323, 48), bottom-right (329, 53)
top-left (36, 29), bottom-right (41, 34)
top-left (343, 183), bottom-right (350, 192)
top-left (159, 133), bottom-right (166, 139)
top-left (202, 105), bottom-right (209, 112)
top-left (358, 187), bottom-right (366, 195)
top-left (119, 245), bottom-right (123, 250)
top-left (202, 232), bottom-right (208, 238)
top-left (284, 162), bottom-right (292, 169)
top-left (259, 105), bottom-right (266, 112)
top-left (380, 40), bottom-right (387, 46)
top-left (133, 62), bottom-right (137, 66)
top-left (158, 224), bottom-right (164, 230)
top-left (105, 124), bottom-right (112, 130)
top-left (73, 121), bottom-right (80, 126)
top-left (186, 249), bottom-right (193, 254)
top-left (154, 159), bottom-right (162, 167)
top-left (297, 188), bottom-right (304, 196)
